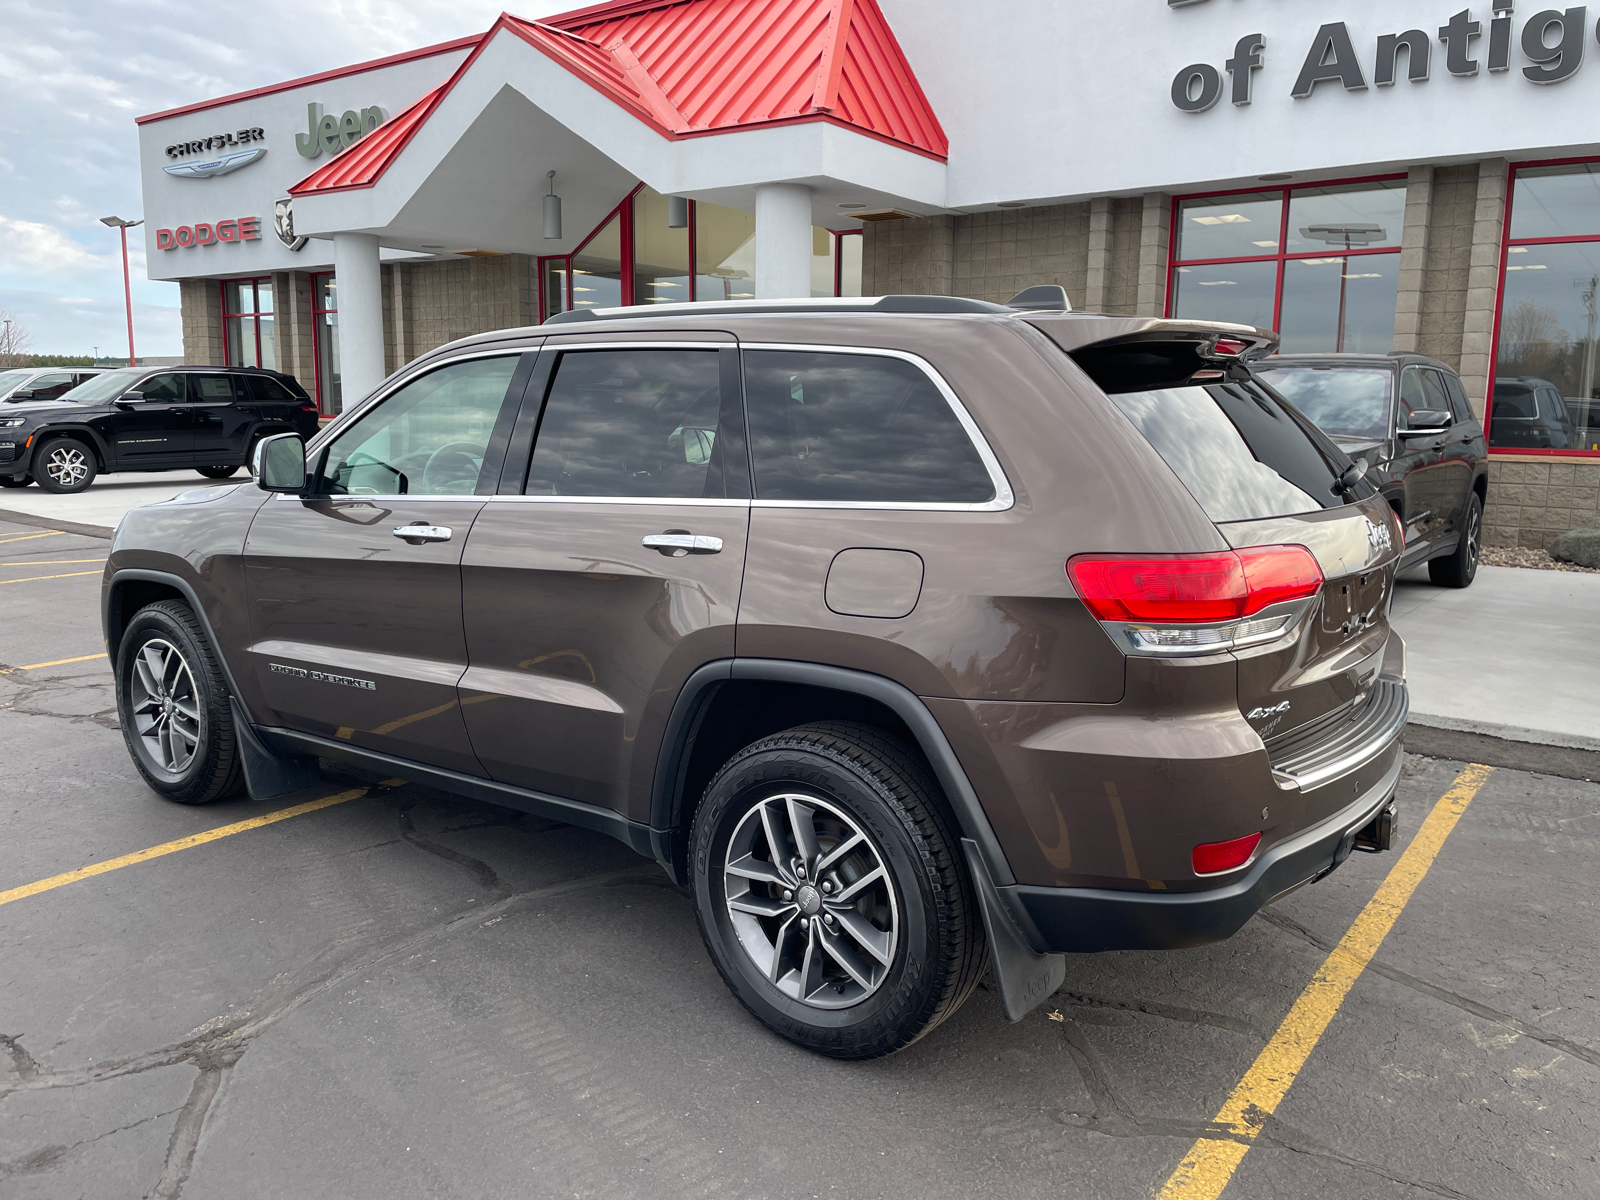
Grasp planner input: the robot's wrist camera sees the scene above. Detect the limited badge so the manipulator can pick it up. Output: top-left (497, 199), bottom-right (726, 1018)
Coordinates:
top-left (274, 196), bottom-right (308, 252)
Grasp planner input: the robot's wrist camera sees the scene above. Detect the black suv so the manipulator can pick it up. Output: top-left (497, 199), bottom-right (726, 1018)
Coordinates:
top-left (1256, 353), bottom-right (1488, 588)
top-left (0, 365), bottom-right (320, 494)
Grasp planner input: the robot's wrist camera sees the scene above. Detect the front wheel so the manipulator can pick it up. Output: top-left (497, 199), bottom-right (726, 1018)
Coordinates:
top-left (1429, 492), bottom-right (1482, 588)
top-left (115, 600), bottom-right (245, 804)
top-left (196, 465), bottom-right (240, 480)
top-left (690, 722), bottom-right (987, 1059)
top-left (35, 438), bottom-right (97, 493)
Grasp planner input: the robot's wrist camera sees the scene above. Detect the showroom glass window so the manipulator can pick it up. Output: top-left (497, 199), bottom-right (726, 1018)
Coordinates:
top-left (311, 273), bottom-right (341, 415)
top-left (1490, 161), bottom-right (1600, 454)
top-left (221, 278), bottom-right (276, 370)
top-left (538, 184), bottom-right (864, 318)
top-left (1168, 180), bottom-right (1406, 354)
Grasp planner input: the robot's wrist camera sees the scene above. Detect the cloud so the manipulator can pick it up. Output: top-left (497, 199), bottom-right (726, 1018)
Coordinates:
top-left (0, 214), bottom-right (116, 274)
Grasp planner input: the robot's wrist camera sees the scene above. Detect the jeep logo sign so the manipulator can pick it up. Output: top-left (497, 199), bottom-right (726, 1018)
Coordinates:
top-left (296, 103), bottom-right (388, 158)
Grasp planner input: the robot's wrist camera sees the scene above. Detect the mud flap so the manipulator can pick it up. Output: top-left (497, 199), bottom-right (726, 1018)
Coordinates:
top-left (961, 838), bottom-right (1066, 1022)
top-left (230, 698), bottom-right (321, 800)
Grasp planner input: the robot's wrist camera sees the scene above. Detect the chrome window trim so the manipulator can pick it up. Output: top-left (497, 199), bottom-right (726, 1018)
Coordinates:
top-left (541, 340), bottom-right (735, 351)
top-left (487, 495), bottom-right (750, 508)
top-left (738, 342), bottom-right (1015, 513)
top-left (269, 493), bottom-right (489, 505)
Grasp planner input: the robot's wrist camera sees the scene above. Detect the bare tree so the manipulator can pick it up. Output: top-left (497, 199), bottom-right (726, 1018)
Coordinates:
top-left (0, 308), bottom-right (34, 368)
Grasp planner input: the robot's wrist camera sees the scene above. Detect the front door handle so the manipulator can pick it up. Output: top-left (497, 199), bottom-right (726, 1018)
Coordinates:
top-left (643, 531), bottom-right (723, 557)
top-left (393, 524), bottom-right (452, 544)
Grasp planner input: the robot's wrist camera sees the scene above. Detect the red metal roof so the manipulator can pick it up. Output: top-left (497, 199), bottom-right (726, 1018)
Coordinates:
top-left (289, 0), bottom-right (944, 197)
top-left (289, 85), bottom-right (446, 195)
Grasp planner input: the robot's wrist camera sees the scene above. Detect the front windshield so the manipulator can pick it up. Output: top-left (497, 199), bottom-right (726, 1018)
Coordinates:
top-left (1255, 366), bottom-right (1393, 440)
top-left (59, 369), bottom-right (143, 404)
top-left (0, 370), bottom-right (33, 397)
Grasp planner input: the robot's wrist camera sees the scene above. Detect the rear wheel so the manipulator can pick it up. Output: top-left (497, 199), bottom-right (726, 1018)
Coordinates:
top-left (1429, 492), bottom-right (1482, 588)
top-left (35, 438), bottom-right (97, 494)
top-left (196, 465), bottom-right (240, 480)
top-left (690, 722), bottom-right (987, 1059)
top-left (115, 600), bottom-right (245, 804)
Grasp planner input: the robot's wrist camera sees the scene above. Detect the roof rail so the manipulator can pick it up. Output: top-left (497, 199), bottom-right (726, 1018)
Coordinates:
top-left (543, 295), bottom-right (1010, 324)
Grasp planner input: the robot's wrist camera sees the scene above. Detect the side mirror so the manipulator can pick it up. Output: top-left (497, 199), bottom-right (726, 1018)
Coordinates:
top-left (1399, 408), bottom-right (1452, 437)
top-left (9, 388), bottom-right (35, 400)
top-left (254, 432), bottom-right (307, 493)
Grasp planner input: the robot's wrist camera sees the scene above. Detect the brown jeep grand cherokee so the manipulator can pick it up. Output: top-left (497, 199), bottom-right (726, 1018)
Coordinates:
top-left (103, 294), bottom-right (1406, 1059)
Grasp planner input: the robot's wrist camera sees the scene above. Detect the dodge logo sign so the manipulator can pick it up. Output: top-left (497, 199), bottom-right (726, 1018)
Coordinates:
top-left (275, 197), bottom-right (308, 253)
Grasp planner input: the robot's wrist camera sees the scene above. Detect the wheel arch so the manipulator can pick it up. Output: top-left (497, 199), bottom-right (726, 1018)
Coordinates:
top-left (104, 569), bottom-right (252, 718)
top-left (649, 659), bottom-right (1015, 891)
top-left (31, 424), bottom-right (111, 473)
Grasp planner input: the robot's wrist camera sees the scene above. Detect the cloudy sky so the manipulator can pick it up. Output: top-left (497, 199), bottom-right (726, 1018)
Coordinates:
top-left (0, 0), bottom-right (566, 357)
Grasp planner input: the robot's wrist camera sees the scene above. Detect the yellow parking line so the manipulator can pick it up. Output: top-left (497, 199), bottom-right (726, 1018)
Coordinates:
top-left (0, 781), bottom-right (407, 908)
top-left (13, 652), bottom-right (109, 670)
top-left (0, 531), bottom-right (65, 544)
top-left (1156, 763), bottom-right (1494, 1200)
top-left (0, 570), bottom-right (102, 585)
top-left (1, 559), bottom-right (108, 566)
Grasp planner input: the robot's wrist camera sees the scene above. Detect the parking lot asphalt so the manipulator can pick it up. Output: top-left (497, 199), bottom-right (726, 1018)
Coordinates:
top-left (3, 514), bottom-right (1598, 1200)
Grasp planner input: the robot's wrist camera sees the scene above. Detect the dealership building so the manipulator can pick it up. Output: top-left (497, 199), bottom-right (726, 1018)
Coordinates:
top-left (137, 0), bottom-right (1600, 547)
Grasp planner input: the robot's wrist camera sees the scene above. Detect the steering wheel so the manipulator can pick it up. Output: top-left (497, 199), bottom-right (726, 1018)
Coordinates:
top-left (422, 441), bottom-right (484, 494)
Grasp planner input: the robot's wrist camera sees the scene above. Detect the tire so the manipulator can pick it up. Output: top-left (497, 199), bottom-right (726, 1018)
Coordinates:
top-left (1429, 492), bottom-right (1482, 588)
top-left (690, 721), bottom-right (988, 1059)
top-left (115, 600), bottom-right (246, 805)
top-left (196, 465), bottom-right (240, 480)
top-left (0, 475), bottom-right (29, 488)
top-left (34, 437), bottom-right (97, 494)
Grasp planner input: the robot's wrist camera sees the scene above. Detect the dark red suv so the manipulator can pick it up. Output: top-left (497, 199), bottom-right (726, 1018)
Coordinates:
top-left (102, 294), bottom-right (1406, 1058)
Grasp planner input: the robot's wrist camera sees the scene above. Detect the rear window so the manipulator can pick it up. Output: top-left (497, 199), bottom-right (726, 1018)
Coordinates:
top-left (1255, 366), bottom-right (1392, 439)
top-left (1492, 384), bottom-right (1536, 419)
top-left (1109, 380), bottom-right (1362, 522)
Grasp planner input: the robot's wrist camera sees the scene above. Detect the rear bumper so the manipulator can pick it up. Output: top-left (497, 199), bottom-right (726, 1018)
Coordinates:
top-left (1003, 748), bottom-right (1403, 953)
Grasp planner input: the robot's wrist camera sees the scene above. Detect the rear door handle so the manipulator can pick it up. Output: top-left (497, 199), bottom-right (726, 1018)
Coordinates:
top-left (393, 524), bottom-right (452, 544)
top-left (643, 532), bottom-right (723, 556)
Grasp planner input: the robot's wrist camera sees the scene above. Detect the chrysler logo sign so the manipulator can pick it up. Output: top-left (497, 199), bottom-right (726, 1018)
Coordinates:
top-left (163, 128), bottom-right (268, 178)
top-left (163, 148), bottom-right (267, 180)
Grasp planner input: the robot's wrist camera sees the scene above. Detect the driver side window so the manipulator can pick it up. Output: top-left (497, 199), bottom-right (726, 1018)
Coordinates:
top-left (316, 356), bottom-right (522, 496)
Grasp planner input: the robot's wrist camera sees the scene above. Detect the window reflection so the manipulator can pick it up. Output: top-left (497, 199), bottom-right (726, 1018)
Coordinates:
top-left (1493, 237), bottom-right (1600, 450)
top-left (571, 212), bottom-right (623, 309)
top-left (1509, 164), bottom-right (1600, 240)
top-left (1285, 182), bottom-right (1404, 254)
top-left (633, 186), bottom-right (690, 306)
top-left (1170, 260), bottom-right (1277, 328)
top-left (1279, 256), bottom-right (1400, 353)
top-left (696, 202), bottom-right (757, 301)
top-left (1175, 192), bottom-right (1282, 261)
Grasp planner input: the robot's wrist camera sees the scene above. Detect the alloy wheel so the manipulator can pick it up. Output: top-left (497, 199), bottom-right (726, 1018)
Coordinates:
top-left (723, 793), bottom-right (899, 1009)
top-left (128, 638), bottom-right (201, 773)
top-left (45, 445), bottom-right (90, 488)
top-left (1466, 502), bottom-right (1481, 574)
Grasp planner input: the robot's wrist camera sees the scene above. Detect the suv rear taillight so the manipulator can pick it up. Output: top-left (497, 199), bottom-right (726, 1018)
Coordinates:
top-left (1068, 545), bottom-right (1323, 656)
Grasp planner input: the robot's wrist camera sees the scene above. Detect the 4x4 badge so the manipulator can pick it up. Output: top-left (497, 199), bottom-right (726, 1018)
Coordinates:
top-left (1247, 701), bottom-right (1291, 720)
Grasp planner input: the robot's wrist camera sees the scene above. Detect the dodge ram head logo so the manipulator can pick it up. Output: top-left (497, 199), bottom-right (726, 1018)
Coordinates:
top-left (274, 197), bottom-right (307, 252)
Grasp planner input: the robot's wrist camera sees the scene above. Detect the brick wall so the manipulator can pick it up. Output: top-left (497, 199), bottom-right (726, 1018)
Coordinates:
top-left (1485, 459), bottom-right (1600, 549)
top-left (865, 204), bottom-right (1091, 308)
top-left (1414, 164), bottom-right (1478, 380)
top-left (402, 254), bottom-right (537, 358)
top-left (178, 279), bottom-right (223, 365)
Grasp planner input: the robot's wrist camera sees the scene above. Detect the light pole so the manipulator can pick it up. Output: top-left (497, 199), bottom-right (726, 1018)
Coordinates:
top-left (1300, 223), bottom-right (1385, 352)
top-left (100, 216), bottom-right (144, 366)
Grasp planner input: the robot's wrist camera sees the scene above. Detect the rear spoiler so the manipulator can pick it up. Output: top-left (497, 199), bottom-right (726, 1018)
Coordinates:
top-left (1024, 316), bottom-right (1278, 395)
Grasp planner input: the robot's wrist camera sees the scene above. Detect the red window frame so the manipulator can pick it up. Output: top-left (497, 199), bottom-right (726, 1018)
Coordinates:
top-left (1165, 174), bottom-right (1409, 331)
top-left (219, 276), bottom-right (274, 368)
top-left (1488, 155), bottom-right (1600, 458)
top-left (308, 271), bottom-right (337, 416)
top-left (536, 188), bottom-right (866, 322)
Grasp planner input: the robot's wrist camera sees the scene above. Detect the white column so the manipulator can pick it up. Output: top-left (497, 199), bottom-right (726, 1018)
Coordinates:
top-left (754, 182), bottom-right (813, 299)
top-left (332, 232), bottom-right (385, 404)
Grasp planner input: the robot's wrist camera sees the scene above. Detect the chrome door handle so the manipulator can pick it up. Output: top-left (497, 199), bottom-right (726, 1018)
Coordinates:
top-left (643, 532), bottom-right (723, 556)
top-left (393, 524), bottom-right (452, 544)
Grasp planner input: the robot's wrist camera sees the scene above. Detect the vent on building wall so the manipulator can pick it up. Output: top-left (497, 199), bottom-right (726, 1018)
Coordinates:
top-left (850, 209), bottom-right (920, 222)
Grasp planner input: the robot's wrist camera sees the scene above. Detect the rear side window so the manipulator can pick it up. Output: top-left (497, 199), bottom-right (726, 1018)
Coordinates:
top-left (1492, 384), bottom-right (1535, 419)
top-left (742, 350), bottom-right (994, 504)
top-left (1442, 372), bottom-right (1474, 423)
top-left (1255, 366), bottom-right (1392, 439)
top-left (1109, 380), bottom-right (1360, 522)
top-left (525, 349), bottom-right (729, 499)
top-left (190, 374), bottom-right (239, 401)
top-left (250, 375), bottom-right (298, 403)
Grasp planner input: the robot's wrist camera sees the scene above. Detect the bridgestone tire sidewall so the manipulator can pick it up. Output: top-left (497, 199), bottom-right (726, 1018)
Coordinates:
top-left (692, 746), bottom-right (946, 1056)
top-left (115, 603), bottom-right (240, 805)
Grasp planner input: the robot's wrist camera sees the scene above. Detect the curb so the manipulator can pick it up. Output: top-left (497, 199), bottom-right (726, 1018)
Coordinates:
top-left (1405, 722), bottom-right (1600, 784)
top-left (0, 508), bottom-right (115, 539)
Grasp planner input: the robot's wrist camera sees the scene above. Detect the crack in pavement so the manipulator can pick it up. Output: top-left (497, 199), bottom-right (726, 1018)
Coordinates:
top-left (0, 673), bottom-right (119, 731)
top-left (1, 1033), bottom-right (43, 1080)
top-left (0, 1104), bottom-right (185, 1179)
top-left (1, 862), bottom-right (661, 1196)
top-left (395, 799), bottom-right (506, 897)
top-left (1055, 990), bottom-right (1267, 1039)
top-left (1258, 908), bottom-right (1600, 1071)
